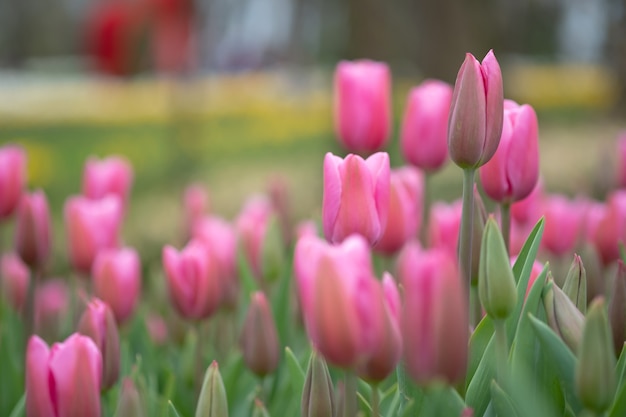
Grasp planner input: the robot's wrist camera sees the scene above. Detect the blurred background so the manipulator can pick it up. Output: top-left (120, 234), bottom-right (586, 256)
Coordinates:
top-left (0, 0), bottom-right (625, 255)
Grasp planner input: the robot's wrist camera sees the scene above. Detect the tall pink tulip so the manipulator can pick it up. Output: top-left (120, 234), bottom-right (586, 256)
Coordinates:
top-left (400, 248), bottom-right (468, 385)
top-left (334, 60), bottom-right (391, 154)
top-left (92, 247), bottom-right (141, 324)
top-left (1, 252), bottom-right (29, 311)
top-left (82, 156), bottom-right (133, 204)
top-left (543, 195), bottom-right (584, 257)
top-left (480, 100), bottom-right (540, 203)
top-left (26, 333), bottom-right (102, 417)
top-left (323, 152), bottom-right (390, 245)
top-left (65, 195), bottom-right (123, 274)
top-left (427, 200), bottom-right (462, 257)
top-left (616, 132), bottom-right (626, 188)
top-left (400, 80), bottom-right (453, 171)
top-left (448, 50), bottom-right (504, 169)
top-left (162, 239), bottom-right (222, 320)
top-left (0, 144), bottom-right (26, 219)
top-left (14, 190), bottom-right (52, 268)
top-left (375, 166), bottom-right (424, 255)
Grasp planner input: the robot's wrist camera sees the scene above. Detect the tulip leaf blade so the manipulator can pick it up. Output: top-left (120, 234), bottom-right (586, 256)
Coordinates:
top-left (284, 347), bottom-right (305, 400)
top-left (168, 401), bottom-right (182, 417)
top-left (616, 342), bottom-right (626, 390)
top-left (465, 336), bottom-right (496, 417)
top-left (7, 394), bottom-right (24, 417)
top-left (490, 380), bottom-right (521, 417)
top-left (467, 314), bottom-right (494, 386)
top-left (608, 378), bottom-right (626, 417)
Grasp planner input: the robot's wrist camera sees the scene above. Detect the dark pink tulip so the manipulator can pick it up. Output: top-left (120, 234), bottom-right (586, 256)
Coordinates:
top-left (65, 195), bottom-right (123, 274)
top-left (400, 80), bottom-right (453, 172)
top-left (427, 199), bottom-right (462, 257)
top-left (334, 60), bottom-right (391, 154)
top-left (35, 279), bottom-right (69, 341)
top-left (543, 195), bottom-right (584, 257)
top-left (294, 234), bottom-right (382, 368)
top-left (0, 144), bottom-right (26, 219)
top-left (448, 50), bottom-right (504, 169)
top-left (1, 252), bottom-right (29, 311)
top-left (323, 152), bottom-right (390, 245)
top-left (82, 156), bottom-right (133, 204)
top-left (92, 247), bottom-right (141, 324)
top-left (14, 190), bottom-right (52, 268)
top-left (77, 298), bottom-right (120, 390)
top-left (375, 166), bottom-right (424, 255)
top-left (479, 100), bottom-right (540, 203)
top-left (616, 132), bottom-right (626, 188)
top-left (163, 239), bottom-right (222, 320)
top-left (183, 183), bottom-right (210, 234)
top-left (400, 248), bottom-right (468, 385)
top-left (511, 180), bottom-right (544, 225)
top-left (26, 333), bottom-right (102, 417)
top-left (594, 191), bottom-right (626, 265)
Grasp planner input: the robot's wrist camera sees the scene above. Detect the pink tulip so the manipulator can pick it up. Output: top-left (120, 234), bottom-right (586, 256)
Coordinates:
top-left (162, 239), bottom-right (222, 320)
top-left (35, 279), bottom-right (69, 342)
top-left (616, 132), bottom-right (626, 188)
top-left (1, 252), bottom-right (30, 311)
top-left (400, 80), bottom-right (453, 171)
top-left (235, 196), bottom-right (274, 281)
top-left (427, 199), bottom-right (462, 257)
top-left (448, 50), bottom-right (504, 169)
top-left (509, 218), bottom-right (536, 256)
top-left (183, 183), bottom-right (210, 234)
top-left (594, 191), bottom-right (626, 265)
top-left (479, 100), bottom-right (540, 203)
top-left (543, 195), bottom-right (584, 257)
top-left (14, 190), bottom-right (52, 268)
top-left (82, 156), bottom-right (133, 204)
top-left (92, 247), bottom-right (141, 324)
top-left (400, 248), bottom-right (468, 385)
top-left (77, 298), bottom-right (120, 390)
top-left (294, 234), bottom-right (383, 368)
top-left (511, 180), bottom-right (544, 225)
top-left (323, 152), bottom-right (390, 245)
top-left (0, 144), bottom-right (26, 219)
top-left (65, 195), bottom-right (123, 274)
top-left (375, 166), bottom-right (424, 255)
top-left (581, 200), bottom-right (606, 243)
top-left (334, 60), bottom-right (391, 154)
top-left (26, 333), bottom-right (102, 417)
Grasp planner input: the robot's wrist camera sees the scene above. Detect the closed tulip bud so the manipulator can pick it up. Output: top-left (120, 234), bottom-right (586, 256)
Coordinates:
top-left (323, 152), bottom-right (390, 245)
top-left (609, 261), bottom-right (626, 356)
top-left (77, 298), bottom-right (120, 390)
top-left (239, 292), bottom-right (279, 377)
top-left (562, 254), bottom-right (587, 314)
top-left (334, 60), bottom-right (391, 154)
top-left (92, 247), bottom-right (141, 324)
top-left (82, 156), bottom-right (133, 205)
top-left (301, 351), bottom-right (335, 417)
top-left (578, 243), bottom-right (603, 304)
top-left (543, 195), bottom-right (584, 257)
top-left (35, 279), bottom-right (69, 342)
top-left (375, 166), bottom-right (424, 255)
top-left (15, 190), bottom-right (51, 269)
top-left (1, 252), bottom-right (30, 312)
top-left (576, 298), bottom-right (616, 413)
top-left (401, 249), bottom-right (468, 385)
top-left (471, 187), bottom-right (488, 284)
top-left (479, 217), bottom-right (518, 320)
top-left (428, 199), bottom-right (462, 258)
top-left (448, 50), bottom-right (504, 169)
top-left (400, 80), bottom-right (453, 171)
top-left (26, 333), bottom-right (102, 417)
top-left (115, 378), bottom-right (146, 417)
top-left (163, 240), bottom-right (223, 320)
top-left (195, 361), bottom-right (229, 417)
top-left (543, 277), bottom-right (584, 353)
top-left (0, 144), bottom-right (26, 220)
top-left (65, 195), bottom-right (123, 274)
top-left (479, 100), bottom-right (540, 203)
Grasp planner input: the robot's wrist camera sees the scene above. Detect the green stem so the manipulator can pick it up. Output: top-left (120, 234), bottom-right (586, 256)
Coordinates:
top-left (24, 268), bottom-right (36, 341)
top-left (195, 323), bottom-right (205, 398)
top-left (500, 202), bottom-right (511, 255)
top-left (370, 383), bottom-right (379, 417)
top-left (493, 319), bottom-right (509, 384)
top-left (343, 370), bottom-right (357, 417)
top-left (459, 168), bottom-right (476, 297)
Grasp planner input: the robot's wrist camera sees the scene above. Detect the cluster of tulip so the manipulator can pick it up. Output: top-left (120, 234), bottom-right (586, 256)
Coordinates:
top-left (2, 47), bottom-right (626, 417)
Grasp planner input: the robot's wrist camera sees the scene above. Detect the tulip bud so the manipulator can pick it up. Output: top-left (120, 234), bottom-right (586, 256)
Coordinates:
top-left (77, 298), bottom-right (121, 390)
top-left (0, 144), bottom-right (26, 220)
top-left (82, 155), bottom-right (133, 204)
top-left (609, 261), bottom-right (626, 356)
top-left (115, 378), bottom-right (146, 417)
top-left (543, 277), bottom-right (584, 353)
top-left (26, 333), bottom-right (102, 417)
top-left (471, 187), bottom-right (488, 284)
top-left (195, 361), bottom-right (229, 417)
top-left (562, 254), bottom-right (587, 314)
top-left (448, 50), bottom-right (504, 169)
top-left (239, 292), bottom-right (280, 377)
top-left (92, 247), bottom-right (141, 324)
top-left (576, 298), bottom-right (616, 413)
top-left (577, 243), bottom-right (603, 304)
top-left (400, 79), bottom-right (453, 171)
top-left (479, 217), bottom-right (517, 320)
top-left (1, 252), bottom-right (30, 312)
top-left (301, 351), bottom-right (335, 417)
top-left (334, 60), bottom-right (391, 154)
top-left (323, 152), bottom-right (390, 245)
top-left (14, 190), bottom-right (51, 269)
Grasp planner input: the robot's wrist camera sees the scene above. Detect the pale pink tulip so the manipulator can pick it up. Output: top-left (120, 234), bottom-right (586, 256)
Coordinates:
top-left (543, 195), bottom-right (585, 257)
top-left (82, 156), bottom-right (133, 204)
top-left (428, 199), bottom-right (462, 257)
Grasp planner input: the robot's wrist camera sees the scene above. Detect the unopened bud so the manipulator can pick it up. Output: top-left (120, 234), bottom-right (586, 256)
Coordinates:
top-left (195, 361), bottom-right (229, 417)
top-left (609, 261), bottom-right (626, 356)
top-left (579, 243), bottom-right (604, 305)
top-left (543, 277), bottom-right (584, 353)
top-left (239, 291), bottom-right (280, 377)
top-left (115, 378), bottom-right (146, 417)
top-left (562, 254), bottom-right (587, 314)
top-left (302, 352), bottom-right (335, 417)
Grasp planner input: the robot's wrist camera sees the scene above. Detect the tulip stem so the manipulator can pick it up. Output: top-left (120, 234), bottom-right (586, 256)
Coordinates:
top-left (370, 383), bottom-right (380, 417)
top-left (343, 371), bottom-right (357, 417)
top-left (459, 168), bottom-right (476, 297)
top-left (500, 202), bottom-right (511, 255)
top-left (195, 323), bottom-right (205, 398)
top-left (494, 319), bottom-right (509, 384)
top-left (24, 268), bottom-right (37, 341)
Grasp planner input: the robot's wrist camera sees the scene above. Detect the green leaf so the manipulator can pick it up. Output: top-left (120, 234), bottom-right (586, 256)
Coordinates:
top-left (465, 336), bottom-right (496, 417)
top-left (8, 394), bottom-right (24, 417)
top-left (168, 401), bottom-right (182, 417)
top-left (284, 347), bottom-right (305, 400)
top-left (609, 379), bottom-right (626, 417)
top-left (272, 255), bottom-right (293, 346)
top-left (237, 243), bottom-right (259, 296)
top-left (467, 314), bottom-right (494, 385)
top-left (616, 343), bottom-right (626, 390)
top-left (490, 380), bottom-right (521, 417)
